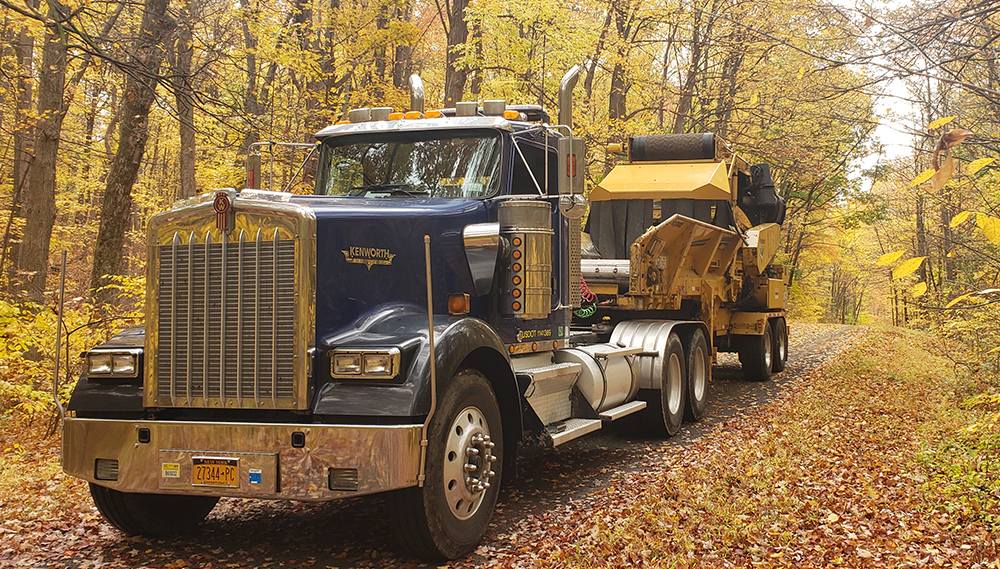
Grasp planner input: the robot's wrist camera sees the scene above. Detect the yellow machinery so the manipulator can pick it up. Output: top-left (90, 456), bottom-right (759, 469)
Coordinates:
top-left (578, 132), bottom-right (788, 381)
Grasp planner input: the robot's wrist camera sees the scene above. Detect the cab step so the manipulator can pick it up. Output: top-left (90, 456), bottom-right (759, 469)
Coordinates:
top-left (598, 400), bottom-right (647, 421)
top-left (547, 418), bottom-right (602, 447)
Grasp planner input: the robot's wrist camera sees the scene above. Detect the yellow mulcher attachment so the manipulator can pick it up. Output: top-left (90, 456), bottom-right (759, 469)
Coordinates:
top-left (582, 132), bottom-right (788, 324)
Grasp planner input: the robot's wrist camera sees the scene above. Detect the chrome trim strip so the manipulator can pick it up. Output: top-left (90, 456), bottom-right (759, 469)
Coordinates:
top-left (186, 232), bottom-right (194, 402)
top-left (237, 229), bottom-right (245, 408)
top-left (170, 232), bottom-right (179, 402)
top-left (254, 228), bottom-right (261, 409)
top-left (62, 418), bottom-right (421, 500)
top-left (271, 228), bottom-right (278, 408)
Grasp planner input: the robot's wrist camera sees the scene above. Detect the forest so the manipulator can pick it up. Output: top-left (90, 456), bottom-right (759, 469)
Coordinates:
top-left (0, 0), bottom-right (997, 429)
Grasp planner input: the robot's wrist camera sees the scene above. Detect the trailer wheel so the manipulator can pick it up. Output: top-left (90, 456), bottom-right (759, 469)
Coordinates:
top-left (89, 483), bottom-right (218, 537)
top-left (391, 369), bottom-right (502, 560)
top-left (640, 333), bottom-right (686, 437)
top-left (684, 328), bottom-right (709, 422)
top-left (771, 318), bottom-right (788, 372)
top-left (738, 322), bottom-right (773, 382)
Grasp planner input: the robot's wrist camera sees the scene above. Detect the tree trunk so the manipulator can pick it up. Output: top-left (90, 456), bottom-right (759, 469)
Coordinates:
top-left (15, 2), bottom-right (70, 302)
top-left (172, 0), bottom-right (197, 200)
top-left (91, 0), bottom-right (175, 305)
top-left (392, 1), bottom-right (413, 89)
top-left (12, 14), bottom-right (35, 206)
top-left (442, 0), bottom-right (469, 106)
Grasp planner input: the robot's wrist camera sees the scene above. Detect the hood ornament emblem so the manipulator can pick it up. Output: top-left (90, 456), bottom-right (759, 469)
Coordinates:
top-left (214, 191), bottom-right (234, 233)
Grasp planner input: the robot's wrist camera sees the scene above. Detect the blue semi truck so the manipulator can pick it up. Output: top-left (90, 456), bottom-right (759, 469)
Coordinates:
top-left (61, 67), bottom-right (788, 559)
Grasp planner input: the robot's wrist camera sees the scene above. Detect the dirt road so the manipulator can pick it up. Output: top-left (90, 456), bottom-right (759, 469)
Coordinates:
top-left (26, 323), bottom-right (864, 569)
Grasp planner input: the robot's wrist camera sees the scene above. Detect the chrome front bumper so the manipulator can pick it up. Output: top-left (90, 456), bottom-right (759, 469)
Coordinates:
top-left (62, 418), bottom-right (422, 500)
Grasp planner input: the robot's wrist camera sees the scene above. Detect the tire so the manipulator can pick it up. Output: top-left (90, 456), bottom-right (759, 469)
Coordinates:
top-left (391, 369), bottom-right (503, 560)
top-left (684, 328), bottom-right (710, 422)
top-left (738, 322), bottom-right (773, 382)
top-left (771, 318), bottom-right (788, 373)
top-left (640, 333), bottom-right (687, 437)
top-left (89, 483), bottom-right (218, 537)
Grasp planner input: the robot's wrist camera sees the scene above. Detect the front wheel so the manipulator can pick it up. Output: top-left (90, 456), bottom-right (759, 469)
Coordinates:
top-left (89, 483), bottom-right (218, 537)
top-left (391, 369), bottom-right (503, 560)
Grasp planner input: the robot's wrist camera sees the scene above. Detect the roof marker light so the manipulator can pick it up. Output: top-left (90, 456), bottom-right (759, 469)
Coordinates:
top-left (388, 112), bottom-right (404, 120)
top-left (404, 111), bottom-right (423, 119)
top-left (425, 110), bottom-right (443, 118)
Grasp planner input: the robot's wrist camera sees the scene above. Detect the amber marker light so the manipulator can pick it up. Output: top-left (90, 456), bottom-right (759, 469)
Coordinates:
top-left (512, 237), bottom-right (522, 246)
top-left (512, 288), bottom-right (521, 298)
top-left (512, 250), bottom-right (522, 260)
top-left (404, 111), bottom-right (422, 119)
top-left (531, 342), bottom-right (538, 351)
top-left (425, 110), bottom-right (443, 118)
top-left (388, 112), bottom-right (404, 120)
top-left (503, 110), bottom-right (520, 119)
top-left (512, 275), bottom-right (521, 285)
top-left (512, 301), bottom-right (521, 311)
top-left (448, 293), bottom-right (471, 315)
top-left (512, 263), bottom-right (521, 272)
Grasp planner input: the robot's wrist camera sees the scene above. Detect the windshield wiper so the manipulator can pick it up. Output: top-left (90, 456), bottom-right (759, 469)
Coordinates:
top-left (350, 184), bottom-right (431, 198)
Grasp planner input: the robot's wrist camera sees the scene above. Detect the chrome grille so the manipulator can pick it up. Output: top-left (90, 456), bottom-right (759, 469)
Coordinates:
top-left (156, 229), bottom-right (296, 408)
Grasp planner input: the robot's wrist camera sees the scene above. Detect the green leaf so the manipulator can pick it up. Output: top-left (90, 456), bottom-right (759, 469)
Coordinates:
top-left (892, 256), bottom-right (926, 280)
top-left (909, 168), bottom-right (935, 187)
top-left (949, 210), bottom-right (973, 228)
top-left (927, 116), bottom-right (956, 130)
top-left (945, 292), bottom-right (975, 309)
top-left (966, 157), bottom-right (995, 176)
top-left (910, 281), bottom-right (927, 298)
top-left (876, 250), bottom-right (905, 266)
top-left (977, 213), bottom-right (1000, 245)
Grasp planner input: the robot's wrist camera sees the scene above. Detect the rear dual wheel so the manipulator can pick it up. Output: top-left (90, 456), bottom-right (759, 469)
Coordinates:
top-left (641, 327), bottom-right (711, 436)
top-left (739, 322), bottom-right (773, 382)
top-left (771, 318), bottom-right (788, 372)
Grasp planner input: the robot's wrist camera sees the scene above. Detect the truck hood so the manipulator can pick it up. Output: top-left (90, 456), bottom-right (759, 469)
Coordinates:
top-left (289, 196), bottom-right (492, 343)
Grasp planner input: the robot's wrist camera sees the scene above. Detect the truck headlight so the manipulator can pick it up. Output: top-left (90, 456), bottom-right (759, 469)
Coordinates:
top-left (331, 348), bottom-right (400, 379)
top-left (87, 348), bottom-right (142, 380)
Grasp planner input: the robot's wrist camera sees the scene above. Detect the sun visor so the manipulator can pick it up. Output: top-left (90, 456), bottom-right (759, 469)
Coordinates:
top-left (589, 161), bottom-right (731, 202)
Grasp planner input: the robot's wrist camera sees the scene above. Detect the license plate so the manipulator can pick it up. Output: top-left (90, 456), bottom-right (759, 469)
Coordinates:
top-left (192, 457), bottom-right (239, 488)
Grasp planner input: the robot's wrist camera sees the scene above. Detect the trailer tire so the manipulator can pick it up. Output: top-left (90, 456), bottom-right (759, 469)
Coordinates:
top-left (684, 328), bottom-right (709, 422)
top-left (89, 483), bottom-right (218, 537)
top-left (391, 369), bottom-right (502, 560)
top-left (738, 323), bottom-right (773, 382)
top-left (640, 333), bottom-right (686, 437)
top-left (771, 318), bottom-right (788, 372)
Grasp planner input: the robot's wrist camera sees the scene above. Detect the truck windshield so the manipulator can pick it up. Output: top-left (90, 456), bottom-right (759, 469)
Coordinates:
top-left (316, 131), bottom-right (502, 198)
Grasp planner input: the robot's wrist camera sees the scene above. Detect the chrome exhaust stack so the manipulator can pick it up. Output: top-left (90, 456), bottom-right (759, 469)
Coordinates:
top-left (409, 74), bottom-right (425, 114)
top-left (558, 65), bottom-right (581, 128)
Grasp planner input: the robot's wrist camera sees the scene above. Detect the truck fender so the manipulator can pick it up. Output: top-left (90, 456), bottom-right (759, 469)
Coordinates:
top-left (610, 319), bottom-right (710, 390)
top-left (418, 317), bottom-right (523, 447)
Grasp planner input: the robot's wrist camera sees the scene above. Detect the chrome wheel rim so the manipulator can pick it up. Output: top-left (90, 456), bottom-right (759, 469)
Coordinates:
top-left (666, 352), bottom-right (683, 415)
top-left (763, 327), bottom-right (773, 370)
top-left (691, 345), bottom-right (707, 402)
top-left (443, 406), bottom-right (496, 521)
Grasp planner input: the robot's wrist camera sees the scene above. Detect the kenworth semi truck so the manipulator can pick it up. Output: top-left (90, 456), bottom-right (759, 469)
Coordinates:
top-left (62, 66), bottom-right (789, 560)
